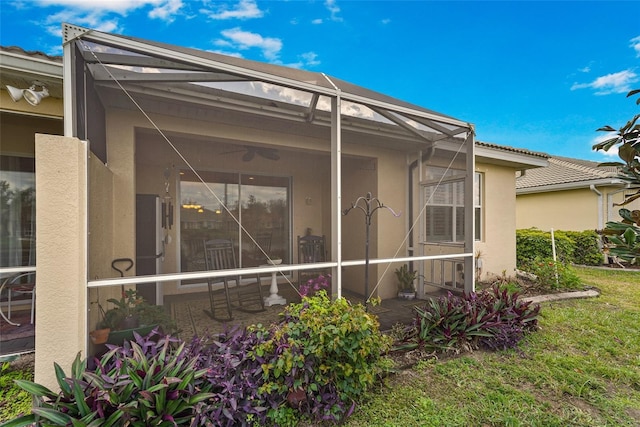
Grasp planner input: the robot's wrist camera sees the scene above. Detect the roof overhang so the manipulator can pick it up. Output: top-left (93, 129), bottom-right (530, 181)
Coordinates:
top-left (475, 144), bottom-right (548, 170)
top-left (0, 48), bottom-right (63, 99)
top-left (516, 178), bottom-right (630, 194)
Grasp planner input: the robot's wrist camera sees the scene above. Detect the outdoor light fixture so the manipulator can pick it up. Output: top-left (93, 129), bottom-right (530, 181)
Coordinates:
top-left (5, 82), bottom-right (50, 106)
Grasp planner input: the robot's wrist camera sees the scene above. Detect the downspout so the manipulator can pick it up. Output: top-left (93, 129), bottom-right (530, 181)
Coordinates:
top-left (590, 184), bottom-right (603, 230)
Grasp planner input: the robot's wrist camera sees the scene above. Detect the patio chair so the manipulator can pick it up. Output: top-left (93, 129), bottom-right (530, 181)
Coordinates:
top-left (297, 234), bottom-right (328, 285)
top-left (1, 271), bottom-right (36, 325)
top-left (203, 239), bottom-right (265, 321)
top-left (247, 230), bottom-right (272, 266)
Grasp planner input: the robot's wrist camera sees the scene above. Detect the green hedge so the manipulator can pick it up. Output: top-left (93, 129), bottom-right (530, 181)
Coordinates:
top-left (516, 229), bottom-right (603, 269)
top-left (561, 230), bottom-right (605, 266)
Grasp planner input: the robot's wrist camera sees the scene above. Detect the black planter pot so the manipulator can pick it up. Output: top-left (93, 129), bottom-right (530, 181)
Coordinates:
top-left (119, 315), bottom-right (140, 330)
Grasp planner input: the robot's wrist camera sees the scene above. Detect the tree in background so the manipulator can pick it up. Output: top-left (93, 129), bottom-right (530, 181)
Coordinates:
top-left (593, 89), bottom-right (640, 264)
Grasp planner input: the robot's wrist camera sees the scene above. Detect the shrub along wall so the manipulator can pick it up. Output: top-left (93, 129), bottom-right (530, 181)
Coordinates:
top-left (516, 229), bottom-right (603, 268)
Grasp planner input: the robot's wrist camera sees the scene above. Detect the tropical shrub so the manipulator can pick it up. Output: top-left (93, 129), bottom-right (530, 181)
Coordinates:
top-left (399, 286), bottom-right (540, 353)
top-left (516, 228), bottom-right (574, 269)
top-left (255, 290), bottom-right (391, 425)
top-left (7, 330), bottom-right (214, 427)
top-left (186, 326), bottom-right (271, 426)
top-left (527, 257), bottom-right (582, 290)
top-left (593, 88), bottom-right (640, 264)
top-left (561, 230), bottom-right (603, 266)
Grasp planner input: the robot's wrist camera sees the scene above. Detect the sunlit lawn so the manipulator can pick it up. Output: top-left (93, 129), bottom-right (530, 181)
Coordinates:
top-left (346, 267), bottom-right (640, 427)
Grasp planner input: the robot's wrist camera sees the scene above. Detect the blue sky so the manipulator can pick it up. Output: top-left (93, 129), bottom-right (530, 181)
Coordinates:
top-left (1, 0), bottom-right (639, 161)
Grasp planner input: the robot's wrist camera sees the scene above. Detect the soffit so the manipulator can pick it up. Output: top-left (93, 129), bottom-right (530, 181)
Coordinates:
top-left (0, 47), bottom-right (63, 99)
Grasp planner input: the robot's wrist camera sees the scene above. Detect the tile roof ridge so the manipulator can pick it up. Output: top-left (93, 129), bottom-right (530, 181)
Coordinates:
top-left (549, 156), bottom-right (617, 178)
top-left (475, 140), bottom-right (550, 158)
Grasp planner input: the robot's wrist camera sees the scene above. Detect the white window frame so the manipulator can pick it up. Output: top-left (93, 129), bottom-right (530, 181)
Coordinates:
top-left (474, 172), bottom-right (483, 242)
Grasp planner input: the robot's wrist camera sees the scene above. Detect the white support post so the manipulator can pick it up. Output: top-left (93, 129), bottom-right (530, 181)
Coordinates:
top-left (464, 131), bottom-right (476, 293)
top-left (331, 95), bottom-right (342, 299)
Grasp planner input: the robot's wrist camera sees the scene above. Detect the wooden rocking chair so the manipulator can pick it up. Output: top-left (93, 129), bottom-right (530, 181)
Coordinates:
top-left (203, 239), bottom-right (265, 321)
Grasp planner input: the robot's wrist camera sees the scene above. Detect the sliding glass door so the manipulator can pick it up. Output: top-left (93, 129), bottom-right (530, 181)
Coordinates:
top-left (179, 170), bottom-right (290, 281)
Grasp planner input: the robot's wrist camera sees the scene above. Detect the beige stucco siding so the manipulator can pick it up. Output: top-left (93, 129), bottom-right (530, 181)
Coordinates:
top-left (34, 135), bottom-right (87, 390)
top-left (516, 188), bottom-right (597, 231)
top-left (0, 91), bottom-right (63, 119)
top-left (517, 186), bottom-right (640, 232)
top-left (475, 162), bottom-right (518, 279)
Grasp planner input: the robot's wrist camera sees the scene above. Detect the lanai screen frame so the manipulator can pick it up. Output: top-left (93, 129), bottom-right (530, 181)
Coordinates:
top-left (61, 23), bottom-right (475, 303)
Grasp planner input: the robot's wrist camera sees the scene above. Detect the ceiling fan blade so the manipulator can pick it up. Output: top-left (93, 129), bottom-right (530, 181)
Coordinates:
top-left (242, 150), bottom-right (255, 162)
top-left (258, 149), bottom-right (280, 161)
top-left (220, 149), bottom-right (245, 155)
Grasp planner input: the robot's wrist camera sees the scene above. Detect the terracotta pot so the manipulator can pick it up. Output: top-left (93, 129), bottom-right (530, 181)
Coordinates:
top-left (89, 328), bottom-right (111, 345)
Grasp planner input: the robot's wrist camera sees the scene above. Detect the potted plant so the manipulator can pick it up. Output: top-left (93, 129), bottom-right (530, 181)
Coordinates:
top-left (395, 264), bottom-right (417, 299)
top-left (91, 289), bottom-right (176, 345)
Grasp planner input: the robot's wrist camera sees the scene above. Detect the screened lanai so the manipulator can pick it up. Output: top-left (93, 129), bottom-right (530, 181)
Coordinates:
top-left (52, 23), bottom-right (475, 350)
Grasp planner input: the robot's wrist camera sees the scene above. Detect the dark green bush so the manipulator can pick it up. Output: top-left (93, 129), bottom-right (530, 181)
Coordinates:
top-left (516, 228), bottom-right (604, 268)
top-left (559, 230), bottom-right (603, 266)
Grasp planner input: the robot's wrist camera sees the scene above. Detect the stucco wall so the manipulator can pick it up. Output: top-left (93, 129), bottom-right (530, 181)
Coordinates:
top-left (516, 188), bottom-right (599, 231)
top-left (34, 135), bottom-right (87, 390)
top-left (0, 90), bottom-right (63, 119)
top-left (517, 186), bottom-right (640, 232)
top-left (87, 153), bottom-right (120, 351)
top-left (475, 162), bottom-right (518, 280)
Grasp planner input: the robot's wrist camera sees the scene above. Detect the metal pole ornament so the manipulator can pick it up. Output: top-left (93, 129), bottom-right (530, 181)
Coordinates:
top-left (342, 192), bottom-right (401, 308)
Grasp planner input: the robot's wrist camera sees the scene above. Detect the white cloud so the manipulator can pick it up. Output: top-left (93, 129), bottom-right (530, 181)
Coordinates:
top-left (45, 8), bottom-right (120, 32)
top-left (33, 0), bottom-right (168, 14)
top-left (31, 0), bottom-right (183, 42)
top-left (285, 52), bottom-right (321, 69)
top-left (571, 69), bottom-right (639, 95)
top-left (578, 65), bottom-right (591, 73)
top-left (200, 0), bottom-right (263, 20)
top-left (324, 0), bottom-right (342, 22)
top-left (300, 52), bottom-right (320, 67)
top-left (312, 18), bottom-right (323, 25)
top-left (631, 35), bottom-right (640, 57)
top-left (217, 27), bottom-right (282, 61)
top-left (381, 18), bottom-right (391, 25)
top-left (148, 0), bottom-right (183, 22)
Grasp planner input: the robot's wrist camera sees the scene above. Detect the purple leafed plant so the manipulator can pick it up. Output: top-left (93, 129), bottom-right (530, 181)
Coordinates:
top-left (299, 274), bottom-right (331, 297)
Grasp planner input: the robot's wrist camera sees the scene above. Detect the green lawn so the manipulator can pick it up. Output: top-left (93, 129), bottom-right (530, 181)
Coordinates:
top-left (345, 267), bottom-right (640, 427)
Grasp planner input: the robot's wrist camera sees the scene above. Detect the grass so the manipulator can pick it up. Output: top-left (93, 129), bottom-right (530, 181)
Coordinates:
top-left (345, 267), bottom-right (640, 427)
top-left (1, 267), bottom-right (638, 426)
top-left (0, 354), bottom-right (34, 423)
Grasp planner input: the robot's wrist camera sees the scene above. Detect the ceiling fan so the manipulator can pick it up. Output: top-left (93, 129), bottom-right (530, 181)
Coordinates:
top-left (221, 145), bottom-right (280, 162)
